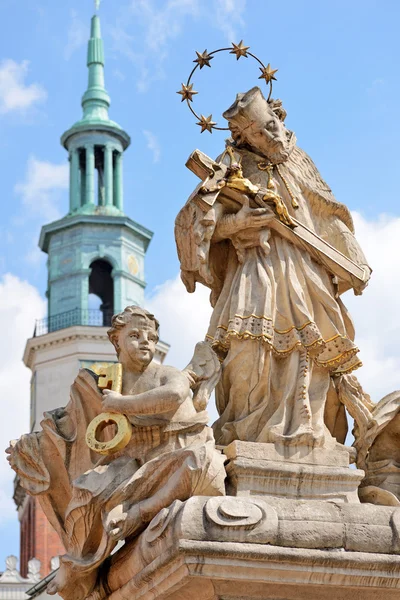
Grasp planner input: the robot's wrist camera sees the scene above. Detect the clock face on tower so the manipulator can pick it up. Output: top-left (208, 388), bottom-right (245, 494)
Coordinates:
top-left (127, 254), bottom-right (140, 277)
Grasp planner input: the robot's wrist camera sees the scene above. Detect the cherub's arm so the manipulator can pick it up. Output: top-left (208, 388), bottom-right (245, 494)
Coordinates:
top-left (102, 368), bottom-right (190, 416)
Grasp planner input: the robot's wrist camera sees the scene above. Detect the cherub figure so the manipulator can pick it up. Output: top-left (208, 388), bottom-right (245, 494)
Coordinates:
top-left (7, 307), bottom-right (225, 600)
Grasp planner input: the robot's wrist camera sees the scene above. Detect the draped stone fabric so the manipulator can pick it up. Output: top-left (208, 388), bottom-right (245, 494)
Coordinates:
top-left (176, 144), bottom-right (370, 448)
top-left (8, 369), bottom-right (226, 600)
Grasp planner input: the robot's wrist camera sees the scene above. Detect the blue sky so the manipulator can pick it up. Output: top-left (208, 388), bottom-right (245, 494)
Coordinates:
top-left (1, 0), bottom-right (400, 293)
top-left (1, 0), bottom-right (400, 573)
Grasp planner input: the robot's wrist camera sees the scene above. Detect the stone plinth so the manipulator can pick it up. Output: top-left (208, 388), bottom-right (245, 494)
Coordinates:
top-left (224, 441), bottom-right (364, 502)
top-left (99, 495), bottom-right (400, 600)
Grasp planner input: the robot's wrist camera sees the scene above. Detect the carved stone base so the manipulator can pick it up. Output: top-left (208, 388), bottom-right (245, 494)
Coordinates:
top-left (105, 495), bottom-right (400, 600)
top-left (224, 441), bottom-right (364, 502)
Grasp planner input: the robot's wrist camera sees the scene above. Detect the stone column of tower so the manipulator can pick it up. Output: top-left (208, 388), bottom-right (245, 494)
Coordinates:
top-left (15, 13), bottom-right (169, 579)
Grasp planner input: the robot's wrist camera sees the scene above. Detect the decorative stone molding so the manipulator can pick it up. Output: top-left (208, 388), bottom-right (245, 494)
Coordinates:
top-left (103, 496), bottom-right (400, 600)
top-left (23, 326), bottom-right (169, 369)
top-left (224, 441), bottom-right (364, 502)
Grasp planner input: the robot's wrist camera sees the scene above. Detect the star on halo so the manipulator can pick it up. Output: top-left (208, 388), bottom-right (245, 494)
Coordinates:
top-left (196, 114), bottom-right (217, 133)
top-left (177, 83), bottom-right (198, 102)
top-left (258, 63), bottom-right (278, 84)
top-left (193, 50), bottom-right (213, 69)
top-left (230, 41), bottom-right (250, 60)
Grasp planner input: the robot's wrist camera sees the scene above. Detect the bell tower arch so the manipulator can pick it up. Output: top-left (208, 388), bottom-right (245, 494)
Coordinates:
top-left (89, 258), bottom-right (114, 325)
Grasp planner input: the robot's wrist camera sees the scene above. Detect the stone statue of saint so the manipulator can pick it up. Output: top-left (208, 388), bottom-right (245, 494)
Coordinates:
top-left (7, 307), bottom-right (225, 600)
top-left (176, 87), bottom-right (371, 449)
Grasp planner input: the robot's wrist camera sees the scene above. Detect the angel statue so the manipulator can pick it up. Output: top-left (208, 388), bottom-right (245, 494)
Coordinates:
top-left (7, 306), bottom-right (226, 600)
top-left (176, 86), bottom-right (372, 449)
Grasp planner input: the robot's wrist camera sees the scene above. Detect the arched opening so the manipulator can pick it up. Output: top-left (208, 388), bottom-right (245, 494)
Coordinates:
top-left (89, 259), bottom-right (114, 326)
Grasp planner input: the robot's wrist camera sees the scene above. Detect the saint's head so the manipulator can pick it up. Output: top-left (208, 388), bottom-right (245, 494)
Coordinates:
top-left (108, 306), bottom-right (159, 370)
top-left (223, 86), bottom-right (296, 164)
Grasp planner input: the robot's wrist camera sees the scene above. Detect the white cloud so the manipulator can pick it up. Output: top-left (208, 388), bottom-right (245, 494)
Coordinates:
top-left (112, 0), bottom-right (246, 91)
top-left (214, 0), bottom-right (246, 41)
top-left (143, 130), bottom-right (161, 163)
top-left (132, 0), bottom-right (200, 53)
top-left (147, 274), bottom-right (212, 369)
top-left (15, 156), bottom-right (69, 221)
top-left (344, 211), bottom-right (400, 402)
top-left (0, 59), bottom-right (47, 115)
top-left (64, 10), bottom-right (88, 61)
top-left (0, 274), bottom-right (46, 525)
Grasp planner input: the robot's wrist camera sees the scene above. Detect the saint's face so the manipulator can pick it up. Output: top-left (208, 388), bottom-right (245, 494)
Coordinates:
top-left (243, 110), bottom-right (291, 162)
top-left (117, 316), bottom-right (158, 369)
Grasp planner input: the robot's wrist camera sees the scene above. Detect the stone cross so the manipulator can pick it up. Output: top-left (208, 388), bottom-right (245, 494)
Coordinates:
top-left (186, 149), bottom-right (369, 293)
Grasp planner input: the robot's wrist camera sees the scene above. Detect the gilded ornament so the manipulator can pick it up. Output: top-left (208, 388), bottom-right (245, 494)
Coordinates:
top-left (258, 161), bottom-right (299, 211)
top-left (85, 363), bottom-right (133, 455)
top-left (193, 50), bottom-right (213, 69)
top-left (177, 83), bottom-right (198, 102)
top-left (180, 45), bottom-right (276, 133)
top-left (230, 41), bottom-right (250, 60)
top-left (85, 412), bottom-right (132, 455)
top-left (127, 254), bottom-right (139, 276)
top-left (96, 363), bottom-right (123, 393)
top-left (258, 63), bottom-right (278, 84)
top-left (196, 114), bottom-right (217, 133)
top-left (275, 164), bottom-right (299, 208)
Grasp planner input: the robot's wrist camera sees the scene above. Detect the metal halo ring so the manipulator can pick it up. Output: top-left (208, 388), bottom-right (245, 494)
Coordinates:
top-left (86, 412), bottom-right (132, 455)
top-left (178, 44), bottom-right (277, 133)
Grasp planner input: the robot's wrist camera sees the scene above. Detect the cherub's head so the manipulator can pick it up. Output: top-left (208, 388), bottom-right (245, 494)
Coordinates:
top-left (223, 87), bottom-right (296, 164)
top-left (108, 306), bottom-right (159, 370)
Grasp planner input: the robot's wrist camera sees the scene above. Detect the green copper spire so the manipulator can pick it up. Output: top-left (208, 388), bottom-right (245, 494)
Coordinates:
top-left (60, 9), bottom-right (130, 217)
top-left (61, 11), bottom-right (130, 142)
top-left (81, 15), bottom-right (110, 122)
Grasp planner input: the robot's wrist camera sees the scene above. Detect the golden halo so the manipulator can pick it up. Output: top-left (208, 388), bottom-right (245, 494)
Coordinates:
top-left (177, 42), bottom-right (278, 134)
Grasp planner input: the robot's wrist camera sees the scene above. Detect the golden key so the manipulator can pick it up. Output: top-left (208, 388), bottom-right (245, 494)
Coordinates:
top-left (85, 363), bottom-right (133, 455)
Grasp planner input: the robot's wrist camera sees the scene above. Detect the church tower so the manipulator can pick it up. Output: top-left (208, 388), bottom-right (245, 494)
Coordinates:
top-left (15, 11), bottom-right (168, 578)
top-left (41, 13), bottom-right (149, 331)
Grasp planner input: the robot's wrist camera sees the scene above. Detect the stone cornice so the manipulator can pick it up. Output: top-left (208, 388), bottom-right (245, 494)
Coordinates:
top-left (24, 326), bottom-right (169, 369)
top-left (24, 325), bottom-right (114, 369)
top-left (39, 215), bottom-right (153, 254)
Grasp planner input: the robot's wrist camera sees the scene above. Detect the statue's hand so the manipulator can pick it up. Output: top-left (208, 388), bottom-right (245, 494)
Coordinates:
top-left (233, 196), bottom-right (275, 233)
top-left (102, 389), bottom-right (124, 413)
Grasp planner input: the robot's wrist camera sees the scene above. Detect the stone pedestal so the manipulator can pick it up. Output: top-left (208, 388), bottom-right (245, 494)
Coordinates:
top-left (105, 495), bottom-right (400, 600)
top-left (224, 441), bottom-right (364, 502)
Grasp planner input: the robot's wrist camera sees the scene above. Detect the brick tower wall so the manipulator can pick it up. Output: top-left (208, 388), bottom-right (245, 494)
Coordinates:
top-left (20, 496), bottom-right (64, 578)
